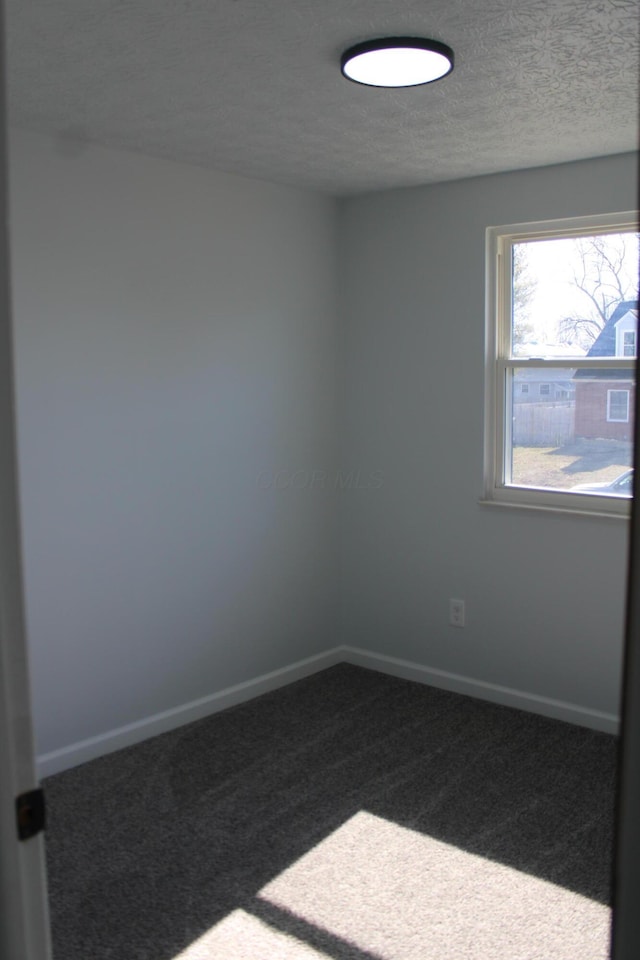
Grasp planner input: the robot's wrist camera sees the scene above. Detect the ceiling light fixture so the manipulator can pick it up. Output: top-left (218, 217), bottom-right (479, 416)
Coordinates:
top-left (341, 37), bottom-right (454, 88)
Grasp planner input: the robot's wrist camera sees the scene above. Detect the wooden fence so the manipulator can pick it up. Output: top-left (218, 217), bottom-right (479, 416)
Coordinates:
top-left (513, 402), bottom-right (575, 447)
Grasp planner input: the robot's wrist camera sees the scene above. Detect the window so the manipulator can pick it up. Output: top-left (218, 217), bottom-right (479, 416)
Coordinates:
top-left (608, 389), bottom-right (630, 423)
top-left (484, 211), bottom-right (639, 516)
top-left (623, 331), bottom-right (636, 357)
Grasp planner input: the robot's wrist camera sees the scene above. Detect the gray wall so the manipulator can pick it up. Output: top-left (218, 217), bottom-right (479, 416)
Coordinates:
top-left (9, 128), bottom-right (638, 759)
top-left (9, 130), bottom-right (338, 755)
top-left (338, 153), bottom-right (638, 718)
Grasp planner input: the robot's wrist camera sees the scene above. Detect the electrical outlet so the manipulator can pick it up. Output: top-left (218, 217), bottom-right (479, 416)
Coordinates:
top-left (449, 598), bottom-right (465, 628)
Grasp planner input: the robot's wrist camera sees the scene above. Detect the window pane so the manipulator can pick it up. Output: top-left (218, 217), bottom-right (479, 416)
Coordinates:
top-left (509, 369), bottom-right (634, 495)
top-left (512, 233), bottom-right (639, 359)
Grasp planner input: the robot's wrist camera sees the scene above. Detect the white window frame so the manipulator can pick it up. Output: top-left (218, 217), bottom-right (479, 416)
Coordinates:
top-left (607, 389), bottom-right (630, 423)
top-left (483, 210), bottom-right (638, 518)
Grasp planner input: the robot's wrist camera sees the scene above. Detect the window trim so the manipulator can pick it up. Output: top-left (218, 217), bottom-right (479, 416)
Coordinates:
top-left (483, 210), bottom-right (638, 519)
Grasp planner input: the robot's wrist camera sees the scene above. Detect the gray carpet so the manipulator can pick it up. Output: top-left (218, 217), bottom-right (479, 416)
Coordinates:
top-left (43, 664), bottom-right (617, 960)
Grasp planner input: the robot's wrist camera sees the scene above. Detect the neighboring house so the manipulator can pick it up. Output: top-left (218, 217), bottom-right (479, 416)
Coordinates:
top-left (574, 300), bottom-right (639, 442)
top-left (513, 367), bottom-right (575, 404)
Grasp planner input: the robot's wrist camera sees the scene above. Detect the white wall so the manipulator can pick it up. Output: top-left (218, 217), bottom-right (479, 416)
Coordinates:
top-left (9, 130), bottom-right (338, 757)
top-left (9, 131), bottom-right (638, 765)
top-left (339, 153), bottom-right (638, 720)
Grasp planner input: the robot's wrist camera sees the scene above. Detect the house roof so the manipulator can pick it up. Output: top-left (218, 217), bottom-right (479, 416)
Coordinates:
top-left (585, 300), bottom-right (639, 359)
top-left (574, 299), bottom-right (639, 380)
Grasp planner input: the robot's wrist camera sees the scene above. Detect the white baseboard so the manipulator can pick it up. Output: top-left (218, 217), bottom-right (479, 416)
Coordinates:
top-left (36, 647), bottom-right (344, 779)
top-left (340, 646), bottom-right (620, 735)
top-left (37, 643), bottom-right (619, 778)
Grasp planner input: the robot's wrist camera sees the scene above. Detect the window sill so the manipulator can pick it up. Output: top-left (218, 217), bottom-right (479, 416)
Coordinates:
top-left (478, 496), bottom-right (631, 520)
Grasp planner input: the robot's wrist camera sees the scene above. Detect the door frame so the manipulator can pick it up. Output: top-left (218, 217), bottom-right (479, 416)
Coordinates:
top-left (0, 5), bottom-right (52, 956)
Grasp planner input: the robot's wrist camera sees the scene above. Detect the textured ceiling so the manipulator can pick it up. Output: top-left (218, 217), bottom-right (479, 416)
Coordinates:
top-left (6, 0), bottom-right (640, 195)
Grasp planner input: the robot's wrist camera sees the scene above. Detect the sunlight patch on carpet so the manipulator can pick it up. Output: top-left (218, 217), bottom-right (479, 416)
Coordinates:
top-left (258, 811), bottom-right (611, 960)
top-left (173, 908), bottom-right (333, 960)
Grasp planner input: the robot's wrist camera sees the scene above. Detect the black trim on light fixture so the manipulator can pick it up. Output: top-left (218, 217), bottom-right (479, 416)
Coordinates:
top-left (341, 36), bottom-right (454, 88)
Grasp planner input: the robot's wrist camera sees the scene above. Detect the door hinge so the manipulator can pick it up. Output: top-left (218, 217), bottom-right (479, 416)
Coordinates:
top-left (16, 788), bottom-right (46, 841)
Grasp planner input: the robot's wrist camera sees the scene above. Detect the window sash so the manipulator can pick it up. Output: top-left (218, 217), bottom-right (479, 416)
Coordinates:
top-left (496, 361), bottom-right (635, 489)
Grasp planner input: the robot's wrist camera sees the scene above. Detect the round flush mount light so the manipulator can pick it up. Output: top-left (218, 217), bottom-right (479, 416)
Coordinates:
top-left (341, 37), bottom-right (454, 88)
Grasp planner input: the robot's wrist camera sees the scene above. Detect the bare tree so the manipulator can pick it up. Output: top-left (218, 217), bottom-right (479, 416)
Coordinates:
top-left (512, 244), bottom-right (536, 345)
top-left (559, 234), bottom-right (639, 348)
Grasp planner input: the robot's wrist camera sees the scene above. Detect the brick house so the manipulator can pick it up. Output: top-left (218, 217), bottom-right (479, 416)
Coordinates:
top-left (574, 300), bottom-right (639, 442)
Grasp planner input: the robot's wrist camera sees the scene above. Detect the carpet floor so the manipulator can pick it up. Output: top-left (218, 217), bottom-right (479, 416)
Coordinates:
top-left (43, 663), bottom-right (617, 960)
